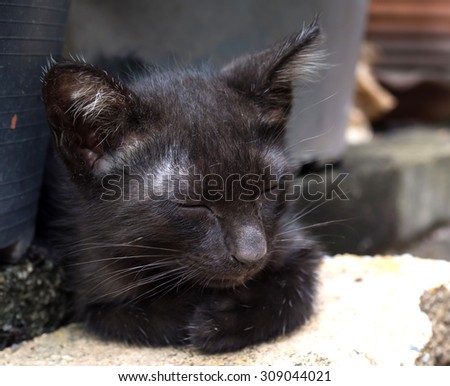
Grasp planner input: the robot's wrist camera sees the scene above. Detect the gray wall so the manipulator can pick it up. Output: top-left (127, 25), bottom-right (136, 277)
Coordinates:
top-left (65, 0), bottom-right (368, 168)
top-left (66, 0), bottom-right (323, 66)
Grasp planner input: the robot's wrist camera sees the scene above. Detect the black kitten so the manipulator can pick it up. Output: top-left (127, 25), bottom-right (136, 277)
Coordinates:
top-left (41, 22), bottom-right (323, 353)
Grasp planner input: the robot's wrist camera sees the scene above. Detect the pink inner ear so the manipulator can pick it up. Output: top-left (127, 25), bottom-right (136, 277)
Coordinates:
top-left (79, 148), bottom-right (101, 169)
top-left (86, 131), bottom-right (100, 148)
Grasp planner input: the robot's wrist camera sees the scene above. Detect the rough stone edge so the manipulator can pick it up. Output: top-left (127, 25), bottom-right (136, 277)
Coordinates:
top-left (0, 245), bottom-right (67, 349)
top-left (416, 282), bottom-right (450, 366)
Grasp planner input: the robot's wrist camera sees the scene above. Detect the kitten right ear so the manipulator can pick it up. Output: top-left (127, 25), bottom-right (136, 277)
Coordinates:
top-left (221, 20), bottom-right (323, 128)
top-left (42, 62), bottom-right (140, 179)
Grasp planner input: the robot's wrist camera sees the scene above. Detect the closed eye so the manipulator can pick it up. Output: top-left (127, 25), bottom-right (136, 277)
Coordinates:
top-left (264, 184), bottom-right (278, 192)
top-left (176, 202), bottom-right (213, 213)
top-left (260, 183), bottom-right (281, 202)
top-left (262, 182), bottom-right (281, 195)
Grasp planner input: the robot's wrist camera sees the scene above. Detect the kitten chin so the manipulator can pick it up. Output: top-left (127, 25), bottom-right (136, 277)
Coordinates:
top-left (41, 20), bottom-right (324, 353)
top-left (203, 268), bottom-right (261, 289)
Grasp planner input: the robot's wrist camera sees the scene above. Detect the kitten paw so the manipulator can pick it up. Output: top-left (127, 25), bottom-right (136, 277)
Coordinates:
top-left (188, 285), bottom-right (288, 354)
top-left (188, 295), bottom-right (249, 353)
top-left (187, 276), bottom-right (314, 353)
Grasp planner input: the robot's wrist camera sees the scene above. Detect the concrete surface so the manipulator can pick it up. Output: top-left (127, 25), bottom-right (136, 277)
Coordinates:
top-left (1, 255), bottom-right (449, 366)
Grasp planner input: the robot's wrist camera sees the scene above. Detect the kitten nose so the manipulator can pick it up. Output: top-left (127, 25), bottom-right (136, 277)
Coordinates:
top-left (231, 224), bottom-right (267, 265)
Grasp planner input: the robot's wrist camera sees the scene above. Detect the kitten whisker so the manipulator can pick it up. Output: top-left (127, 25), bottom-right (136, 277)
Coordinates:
top-left (282, 200), bottom-right (330, 228)
top-left (123, 270), bottom-right (189, 305)
top-left (76, 242), bottom-right (182, 253)
top-left (66, 255), bottom-right (177, 267)
top-left (82, 262), bottom-right (182, 297)
top-left (291, 92), bottom-right (337, 120)
top-left (93, 266), bottom-right (187, 302)
top-left (284, 123), bottom-right (334, 153)
top-left (277, 218), bottom-right (352, 236)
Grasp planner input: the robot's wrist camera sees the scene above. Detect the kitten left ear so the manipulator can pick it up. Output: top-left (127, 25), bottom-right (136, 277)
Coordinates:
top-left (221, 20), bottom-right (323, 123)
top-left (42, 62), bottom-right (141, 179)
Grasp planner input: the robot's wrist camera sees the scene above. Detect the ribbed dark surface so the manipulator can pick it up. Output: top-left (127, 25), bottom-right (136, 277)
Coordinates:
top-left (0, 0), bottom-right (69, 253)
top-left (367, 0), bottom-right (450, 79)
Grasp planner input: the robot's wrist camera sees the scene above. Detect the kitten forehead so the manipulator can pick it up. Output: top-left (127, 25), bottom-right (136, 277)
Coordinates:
top-left (153, 158), bottom-right (188, 183)
top-left (150, 150), bottom-right (190, 195)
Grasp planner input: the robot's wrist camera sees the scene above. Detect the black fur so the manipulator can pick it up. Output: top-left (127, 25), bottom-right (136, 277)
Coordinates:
top-left (41, 21), bottom-right (323, 353)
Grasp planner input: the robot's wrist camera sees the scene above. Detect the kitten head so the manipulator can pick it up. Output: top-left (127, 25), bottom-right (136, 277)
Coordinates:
top-left (42, 22), bottom-right (322, 292)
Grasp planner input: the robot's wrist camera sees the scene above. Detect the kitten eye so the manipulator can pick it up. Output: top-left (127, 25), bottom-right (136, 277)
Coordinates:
top-left (264, 175), bottom-right (288, 193)
top-left (260, 183), bottom-right (281, 202)
top-left (265, 184), bottom-right (277, 191)
top-left (264, 183), bottom-right (279, 193)
top-left (176, 202), bottom-right (213, 213)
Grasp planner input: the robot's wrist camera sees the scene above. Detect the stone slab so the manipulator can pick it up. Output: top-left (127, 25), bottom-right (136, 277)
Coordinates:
top-left (296, 128), bottom-right (450, 255)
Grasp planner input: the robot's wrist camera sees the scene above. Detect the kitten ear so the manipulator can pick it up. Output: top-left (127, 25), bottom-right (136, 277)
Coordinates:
top-left (42, 62), bottom-right (140, 178)
top-left (221, 20), bottom-right (323, 124)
